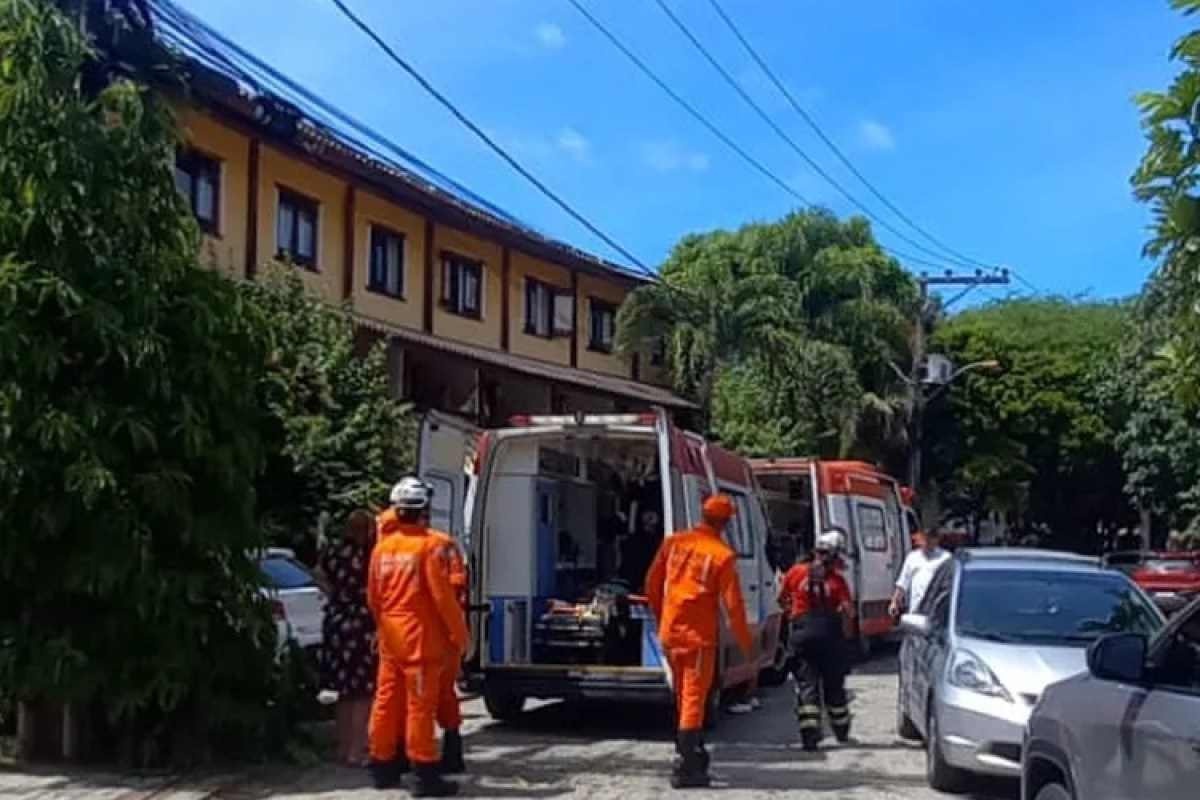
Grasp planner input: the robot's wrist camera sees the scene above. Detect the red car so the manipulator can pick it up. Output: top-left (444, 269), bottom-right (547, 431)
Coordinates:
top-left (1130, 551), bottom-right (1200, 614)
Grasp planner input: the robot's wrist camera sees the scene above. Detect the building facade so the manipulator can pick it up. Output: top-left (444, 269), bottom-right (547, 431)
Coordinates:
top-left (166, 62), bottom-right (692, 428)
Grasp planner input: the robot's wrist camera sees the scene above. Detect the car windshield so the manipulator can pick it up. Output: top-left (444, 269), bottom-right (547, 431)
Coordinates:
top-left (1142, 559), bottom-right (1197, 574)
top-left (259, 556), bottom-right (315, 590)
top-left (956, 569), bottom-right (1162, 645)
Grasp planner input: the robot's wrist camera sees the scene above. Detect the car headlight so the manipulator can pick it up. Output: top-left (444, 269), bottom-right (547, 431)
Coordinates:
top-left (947, 648), bottom-right (1013, 702)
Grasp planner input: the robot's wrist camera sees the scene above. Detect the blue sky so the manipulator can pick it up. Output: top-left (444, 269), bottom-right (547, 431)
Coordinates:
top-left (175, 0), bottom-right (1189, 302)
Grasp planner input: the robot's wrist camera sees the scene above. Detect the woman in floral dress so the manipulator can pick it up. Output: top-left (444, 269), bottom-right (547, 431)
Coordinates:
top-left (318, 509), bottom-right (378, 765)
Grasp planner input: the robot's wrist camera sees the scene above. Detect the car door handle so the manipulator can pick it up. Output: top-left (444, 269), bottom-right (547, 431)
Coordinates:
top-left (748, 585), bottom-right (759, 592)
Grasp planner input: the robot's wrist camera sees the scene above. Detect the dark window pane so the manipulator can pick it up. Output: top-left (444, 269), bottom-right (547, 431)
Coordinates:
top-left (174, 166), bottom-right (192, 199)
top-left (277, 203), bottom-right (295, 254)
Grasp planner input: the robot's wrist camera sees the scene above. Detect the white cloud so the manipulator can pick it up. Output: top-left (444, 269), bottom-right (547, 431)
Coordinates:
top-left (556, 127), bottom-right (592, 163)
top-left (535, 22), bottom-right (566, 50)
top-left (859, 119), bottom-right (895, 151)
top-left (640, 140), bottom-right (711, 173)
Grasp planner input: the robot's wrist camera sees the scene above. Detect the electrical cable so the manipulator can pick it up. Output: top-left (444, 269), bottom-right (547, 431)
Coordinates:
top-left (565, 0), bottom-right (959, 272)
top-left (704, 0), bottom-right (998, 271)
top-left (651, 0), bottom-right (980, 269)
top-left (326, 0), bottom-right (654, 276)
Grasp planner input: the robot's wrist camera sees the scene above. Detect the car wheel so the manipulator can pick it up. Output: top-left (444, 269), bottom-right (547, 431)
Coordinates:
top-left (896, 679), bottom-right (920, 741)
top-left (926, 700), bottom-right (968, 793)
top-left (482, 686), bottom-right (526, 722)
top-left (1034, 783), bottom-right (1073, 800)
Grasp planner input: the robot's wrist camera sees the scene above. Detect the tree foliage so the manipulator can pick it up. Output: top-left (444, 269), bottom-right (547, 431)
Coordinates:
top-left (249, 267), bottom-right (417, 559)
top-left (1131, 0), bottom-right (1200, 408)
top-left (0, 0), bottom-right (278, 761)
top-left (925, 299), bottom-right (1130, 547)
top-left (617, 209), bottom-right (916, 463)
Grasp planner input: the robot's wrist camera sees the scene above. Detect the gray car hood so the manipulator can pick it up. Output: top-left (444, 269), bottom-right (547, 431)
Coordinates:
top-left (958, 637), bottom-right (1088, 701)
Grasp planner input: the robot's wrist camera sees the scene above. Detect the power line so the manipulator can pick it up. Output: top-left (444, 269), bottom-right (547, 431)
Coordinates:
top-left (566, 0), bottom-right (957, 272)
top-left (704, 0), bottom-right (997, 271)
top-left (650, 0), bottom-right (980, 270)
top-left (326, 0), bottom-right (653, 276)
top-left (565, 0), bottom-right (814, 209)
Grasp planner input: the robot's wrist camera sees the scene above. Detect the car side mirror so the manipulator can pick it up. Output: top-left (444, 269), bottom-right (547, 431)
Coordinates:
top-left (900, 613), bottom-right (931, 637)
top-left (1087, 633), bottom-right (1147, 684)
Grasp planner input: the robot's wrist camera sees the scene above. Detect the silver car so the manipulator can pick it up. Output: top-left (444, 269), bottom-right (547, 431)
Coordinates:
top-left (898, 549), bottom-right (1164, 793)
top-left (1022, 596), bottom-right (1200, 800)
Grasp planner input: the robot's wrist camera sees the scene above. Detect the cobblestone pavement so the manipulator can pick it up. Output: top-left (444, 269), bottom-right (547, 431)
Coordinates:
top-left (0, 648), bottom-right (1018, 799)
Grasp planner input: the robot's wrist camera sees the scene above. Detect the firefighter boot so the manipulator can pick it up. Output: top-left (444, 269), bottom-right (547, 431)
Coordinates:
top-left (670, 730), bottom-right (711, 789)
top-left (697, 733), bottom-right (711, 772)
top-left (439, 729), bottom-right (465, 775)
top-left (830, 708), bottom-right (852, 744)
top-left (410, 762), bottom-right (459, 797)
top-left (367, 757), bottom-right (408, 790)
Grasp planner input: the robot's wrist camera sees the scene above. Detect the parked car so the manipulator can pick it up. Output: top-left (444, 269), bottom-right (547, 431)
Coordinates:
top-left (1129, 552), bottom-right (1200, 615)
top-left (1022, 596), bottom-right (1200, 800)
top-left (898, 549), bottom-right (1165, 793)
top-left (258, 547), bottom-right (325, 654)
top-left (1101, 550), bottom-right (1146, 576)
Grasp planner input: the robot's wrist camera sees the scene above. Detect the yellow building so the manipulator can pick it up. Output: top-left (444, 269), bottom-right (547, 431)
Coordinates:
top-left (167, 60), bottom-right (690, 427)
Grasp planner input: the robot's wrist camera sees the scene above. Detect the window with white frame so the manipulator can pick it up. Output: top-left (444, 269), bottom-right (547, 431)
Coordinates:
top-left (368, 225), bottom-right (405, 298)
top-left (441, 253), bottom-right (482, 318)
top-left (174, 150), bottom-right (220, 235)
top-left (589, 299), bottom-right (617, 352)
top-left (276, 188), bottom-right (319, 268)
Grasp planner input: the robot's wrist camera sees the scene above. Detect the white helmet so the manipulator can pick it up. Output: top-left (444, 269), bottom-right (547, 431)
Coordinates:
top-left (815, 529), bottom-right (845, 554)
top-left (390, 477), bottom-right (432, 511)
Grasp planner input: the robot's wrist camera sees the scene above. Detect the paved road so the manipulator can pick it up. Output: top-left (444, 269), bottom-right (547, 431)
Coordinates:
top-left (0, 648), bottom-right (1019, 799)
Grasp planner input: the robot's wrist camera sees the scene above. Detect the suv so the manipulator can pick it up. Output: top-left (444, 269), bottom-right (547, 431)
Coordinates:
top-left (898, 549), bottom-right (1164, 793)
top-left (1023, 596), bottom-right (1200, 800)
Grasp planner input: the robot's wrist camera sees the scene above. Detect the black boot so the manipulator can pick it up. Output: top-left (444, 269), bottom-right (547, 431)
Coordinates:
top-left (367, 757), bottom-right (407, 790)
top-left (696, 734), bottom-right (710, 772)
top-left (670, 730), bottom-right (711, 789)
top-left (800, 727), bottom-right (822, 753)
top-left (833, 723), bottom-right (851, 744)
top-left (410, 762), bottom-right (458, 797)
top-left (439, 729), bottom-right (465, 775)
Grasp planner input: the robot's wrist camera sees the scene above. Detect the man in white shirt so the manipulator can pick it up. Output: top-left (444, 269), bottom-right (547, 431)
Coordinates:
top-left (889, 528), bottom-right (950, 617)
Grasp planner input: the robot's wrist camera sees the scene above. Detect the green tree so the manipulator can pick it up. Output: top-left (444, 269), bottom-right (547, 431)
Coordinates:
top-left (619, 209), bottom-right (916, 463)
top-left (926, 299), bottom-right (1130, 548)
top-left (1131, 0), bottom-right (1200, 407)
top-left (248, 267), bottom-right (417, 559)
top-left (0, 0), bottom-right (277, 762)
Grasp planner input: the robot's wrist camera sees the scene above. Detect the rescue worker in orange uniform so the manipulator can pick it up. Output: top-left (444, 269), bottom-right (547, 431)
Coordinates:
top-left (373, 488), bottom-right (469, 776)
top-left (367, 477), bottom-right (467, 797)
top-left (779, 529), bottom-right (854, 751)
top-left (645, 495), bottom-right (753, 789)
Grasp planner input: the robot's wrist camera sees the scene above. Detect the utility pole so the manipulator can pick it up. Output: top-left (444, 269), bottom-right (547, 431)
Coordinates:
top-left (908, 270), bottom-right (1010, 498)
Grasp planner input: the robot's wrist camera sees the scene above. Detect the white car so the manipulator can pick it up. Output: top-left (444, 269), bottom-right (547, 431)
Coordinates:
top-left (258, 548), bottom-right (325, 653)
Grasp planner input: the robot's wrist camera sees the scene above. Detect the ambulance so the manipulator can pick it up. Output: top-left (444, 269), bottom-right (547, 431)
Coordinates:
top-left (419, 409), bottom-right (784, 725)
top-left (751, 458), bottom-right (909, 655)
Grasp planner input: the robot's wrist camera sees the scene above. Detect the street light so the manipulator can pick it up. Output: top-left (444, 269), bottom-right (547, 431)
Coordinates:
top-left (905, 358), bottom-right (1003, 492)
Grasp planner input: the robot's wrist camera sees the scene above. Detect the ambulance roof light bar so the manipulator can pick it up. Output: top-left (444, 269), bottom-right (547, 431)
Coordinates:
top-left (507, 412), bottom-right (659, 428)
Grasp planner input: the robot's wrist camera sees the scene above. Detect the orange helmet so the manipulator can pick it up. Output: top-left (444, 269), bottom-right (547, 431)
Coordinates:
top-left (702, 494), bottom-right (736, 526)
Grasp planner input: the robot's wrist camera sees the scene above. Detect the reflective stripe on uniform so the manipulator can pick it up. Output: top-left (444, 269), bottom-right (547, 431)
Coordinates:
top-left (828, 705), bottom-right (851, 721)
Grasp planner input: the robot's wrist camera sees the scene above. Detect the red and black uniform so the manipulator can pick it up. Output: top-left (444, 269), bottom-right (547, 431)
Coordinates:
top-left (779, 559), bottom-right (853, 749)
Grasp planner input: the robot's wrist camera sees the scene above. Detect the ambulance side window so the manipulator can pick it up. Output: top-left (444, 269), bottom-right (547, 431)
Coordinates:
top-left (728, 491), bottom-right (755, 558)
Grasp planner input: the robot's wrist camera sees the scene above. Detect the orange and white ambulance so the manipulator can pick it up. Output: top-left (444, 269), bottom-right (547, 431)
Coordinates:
top-left (751, 459), bottom-right (909, 654)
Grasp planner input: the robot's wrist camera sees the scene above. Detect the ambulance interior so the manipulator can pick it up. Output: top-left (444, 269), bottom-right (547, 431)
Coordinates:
top-left (480, 430), bottom-right (669, 669)
top-left (756, 473), bottom-right (816, 570)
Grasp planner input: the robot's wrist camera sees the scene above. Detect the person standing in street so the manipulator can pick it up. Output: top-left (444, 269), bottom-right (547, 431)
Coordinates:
top-left (889, 527), bottom-right (950, 619)
top-left (645, 495), bottom-right (753, 789)
top-left (316, 509), bottom-right (378, 766)
top-left (366, 478), bottom-right (467, 797)
top-left (778, 530), bottom-right (855, 751)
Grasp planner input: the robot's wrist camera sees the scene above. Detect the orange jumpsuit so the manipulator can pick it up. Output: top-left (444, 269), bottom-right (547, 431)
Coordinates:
top-left (645, 497), bottom-right (754, 731)
top-left (430, 531), bottom-right (467, 732)
top-left (374, 510), bottom-right (468, 735)
top-left (367, 521), bottom-right (468, 766)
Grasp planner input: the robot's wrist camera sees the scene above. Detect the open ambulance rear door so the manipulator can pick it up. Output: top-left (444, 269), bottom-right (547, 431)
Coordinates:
top-left (416, 410), bottom-right (479, 545)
